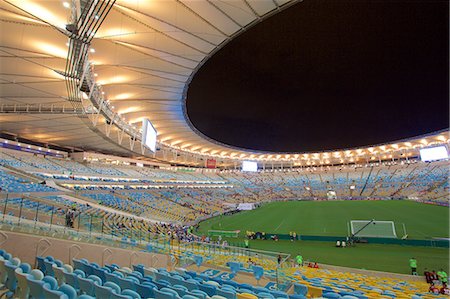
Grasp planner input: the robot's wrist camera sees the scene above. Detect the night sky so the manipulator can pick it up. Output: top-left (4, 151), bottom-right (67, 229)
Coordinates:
top-left (187, 0), bottom-right (449, 153)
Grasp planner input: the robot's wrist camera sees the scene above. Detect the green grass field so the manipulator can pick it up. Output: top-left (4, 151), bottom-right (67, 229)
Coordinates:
top-left (197, 200), bottom-right (449, 274)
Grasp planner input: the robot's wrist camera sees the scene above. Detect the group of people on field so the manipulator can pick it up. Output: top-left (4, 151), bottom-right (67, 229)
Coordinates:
top-left (410, 257), bottom-right (448, 295)
top-left (425, 268), bottom-right (449, 295)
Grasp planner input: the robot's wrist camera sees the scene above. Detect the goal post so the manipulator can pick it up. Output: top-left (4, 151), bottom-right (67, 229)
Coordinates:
top-left (350, 220), bottom-right (398, 238)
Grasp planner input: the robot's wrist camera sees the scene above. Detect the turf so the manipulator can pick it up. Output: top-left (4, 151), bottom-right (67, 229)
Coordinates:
top-left (245, 240), bottom-right (449, 274)
top-left (199, 200), bottom-right (449, 239)
top-left (197, 200), bottom-right (449, 274)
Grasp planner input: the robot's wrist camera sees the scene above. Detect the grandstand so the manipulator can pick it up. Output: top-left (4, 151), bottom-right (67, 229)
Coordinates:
top-left (0, 0), bottom-right (448, 298)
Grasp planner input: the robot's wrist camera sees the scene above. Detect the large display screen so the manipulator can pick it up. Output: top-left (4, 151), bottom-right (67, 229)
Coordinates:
top-left (242, 161), bottom-right (257, 172)
top-left (142, 118), bottom-right (157, 152)
top-left (419, 146), bottom-right (448, 162)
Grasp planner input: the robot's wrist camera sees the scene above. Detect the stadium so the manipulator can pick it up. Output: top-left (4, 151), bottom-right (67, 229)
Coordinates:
top-left (0, 0), bottom-right (448, 299)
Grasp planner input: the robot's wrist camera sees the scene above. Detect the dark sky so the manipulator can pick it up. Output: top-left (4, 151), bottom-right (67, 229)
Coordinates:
top-left (187, 0), bottom-right (449, 153)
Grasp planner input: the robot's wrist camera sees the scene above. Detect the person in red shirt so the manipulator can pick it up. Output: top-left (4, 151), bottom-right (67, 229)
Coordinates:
top-left (440, 283), bottom-right (449, 295)
top-left (430, 270), bottom-right (439, 284)
top-left (424, 268), bottom-right (432, 283)
top-left (429, 283), bottom-right (440, 294)
top-left (313, 262), bottom-right (319, 269)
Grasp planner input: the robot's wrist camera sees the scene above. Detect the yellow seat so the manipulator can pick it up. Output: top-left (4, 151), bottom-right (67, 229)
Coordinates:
top-left (307, 286), bottom-right (323, 298)
top-left (237, 293), bottom-right (258, 299)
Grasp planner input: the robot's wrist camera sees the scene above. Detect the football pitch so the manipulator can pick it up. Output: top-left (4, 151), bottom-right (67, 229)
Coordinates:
top-left (197, 200), bottom-right (449, 274)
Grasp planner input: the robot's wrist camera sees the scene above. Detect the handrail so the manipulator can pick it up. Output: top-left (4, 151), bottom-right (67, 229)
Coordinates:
top-left (129, 251), bottom-right (138, 268)
top-left (35, 238), bottom-right (52, 267)
top-left (0, 231), bottom-right (8, 247)
top-left (69, 244), bottom-right (81, 264)
top-left (150, 254), bottom-right (159, 268)
top-left (102, 248), bottom-right (113, 266)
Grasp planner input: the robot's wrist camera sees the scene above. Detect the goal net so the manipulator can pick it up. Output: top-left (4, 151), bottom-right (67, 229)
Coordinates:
top-left (350, 220), bottom-right (397, 238)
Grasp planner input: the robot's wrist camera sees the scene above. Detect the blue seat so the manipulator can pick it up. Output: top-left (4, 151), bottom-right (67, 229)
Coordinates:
top-left (122, 289), bottom-right (141, 299)
top-left (64, 272), bottom-right (80, 292)
top-left (44, 260), bottom-right (55, 276)
top-left (193, 255), bottom-right (203, 268)
top-left (154, 279), bottom-right (170, 289)
top-left (199, 283), bottom-right (217, 296)
top-left (293, 284), bottom-right (308, 296)
top-left (136, 282), bottom-right (156, 298)
top-left (258, 292), bottom-right (275, 299)
top-left (72, 259), bottom-right (88, 273)
top-left (182, 279), bottom-right (199, 291)
top-left (190, 289), bottom-right (209, 299)
top-left (43, 283), bottom-right (77, 299)
top-left (172, 284), bottom-right (189, 297)
top-left (104, 281), bottom-right (121, 293)
top-left (118, 277), bottom-right (137, 291)
top-left (15, 265), bottom-right (36, 299)
top-left (155, 271), bottom-right (170, 282)
top-left (105, 271), bottom-right (121, 285)
top-left (229, 262), bottom-right (240, 274)
top-left (133, 264), bottom-right (145, 276)
top-left (112, 292), bottom-right (134, 299)
top-left (217, 288), bottom-right (236, 299)
top-left (27, 276), bottom-right (57, 299)
top-left (92, 267), bottom-right (107, 282)
top-left (78, 277), bottom-right (96, 296)
top-left (154, 288), bottom-right (179, 299)
top-left (4, 261), bottom-right (20, 292)
top-left (269, 290), bottom-right (288, 298)
top-left (43, 285), bottom-right (66, 299)
top-left (36, 256), bottom-right (46, 272)
top-left (95, 283), bottom-right (116, 299)
top-left (252, 266), bottom-right (264, 284)
top-left (323, 292), bottom-right (342, 299)
top-left (27, 278), bottom-right (46, 299)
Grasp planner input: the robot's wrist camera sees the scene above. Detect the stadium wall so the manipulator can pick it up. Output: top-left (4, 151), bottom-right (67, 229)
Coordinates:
top-left (0, 230), bottom-right (169, 268)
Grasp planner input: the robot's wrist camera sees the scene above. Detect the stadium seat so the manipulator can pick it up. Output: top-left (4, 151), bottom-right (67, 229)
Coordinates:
top-left (237, 293), bottom-right (258, 299)
top-left (252, 265), bottom-right (264, 285)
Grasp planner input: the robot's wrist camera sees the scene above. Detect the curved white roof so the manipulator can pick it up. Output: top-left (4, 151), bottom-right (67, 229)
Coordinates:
top-left (0, 0), bottom-right (448, 167)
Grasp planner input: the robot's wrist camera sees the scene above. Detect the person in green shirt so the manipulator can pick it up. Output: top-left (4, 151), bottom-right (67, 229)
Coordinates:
top-left (244, 239), bottom-right (249, 248)
top-left (409, 257), bottom-right (417, 275)
top-left (296, 254), bottom-right (303, 267)
top-left (438, 269), bottom-right (448, 283)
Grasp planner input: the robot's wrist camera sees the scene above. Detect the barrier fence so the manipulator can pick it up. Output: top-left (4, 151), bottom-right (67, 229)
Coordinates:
top-left (0, 193), bottom-right (293, 290)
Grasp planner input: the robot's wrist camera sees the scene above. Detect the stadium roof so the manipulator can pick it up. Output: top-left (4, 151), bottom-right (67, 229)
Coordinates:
top-left (0, 0), bottom-right (448, 167)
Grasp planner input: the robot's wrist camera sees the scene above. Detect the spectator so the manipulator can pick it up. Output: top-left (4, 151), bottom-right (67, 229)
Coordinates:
top-left (247, 258), bottom-right (255, 268)
top-left (440, 283), bottom-right (449, 295)
top-left (429, 283), bottom-right (440, 294)
top-left (431, 270), bottom-right (439, 284)
top-left (313, 262), bottom-right (319, 269)
top-left (277, 255), bottom-right (282, 265)
top-left (424, 268), bottom-right (433, 284)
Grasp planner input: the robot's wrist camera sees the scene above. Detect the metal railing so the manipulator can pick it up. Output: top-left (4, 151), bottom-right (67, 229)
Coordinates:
top-left (0, 192), bottom-right (292, 290)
